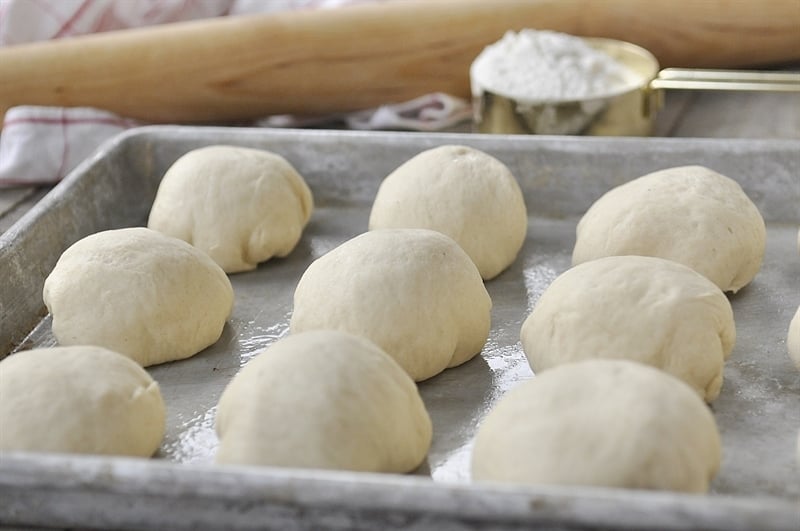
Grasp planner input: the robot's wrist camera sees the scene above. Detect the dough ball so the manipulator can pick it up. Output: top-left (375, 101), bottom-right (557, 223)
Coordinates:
top-left (789, 306), bottom-right (800, 370)
top-left (148, 145), bottom-right (314, 273)
top-left (472, 359), bottom-right (721, 493)
top-left (215, 330), bottom-right (432, 473)
top-left (521, 255), bottom-right (735, 402)
top-left (0, 346), bottom-right (165, 456)
top-left (290, 229), bottom-right (491, 381)
top-left (572, 165), bottom-right (766, 293)
top-left (368, 145), bottom-right (527, 280)
top-left (43, 227), bottom-right (233, 367)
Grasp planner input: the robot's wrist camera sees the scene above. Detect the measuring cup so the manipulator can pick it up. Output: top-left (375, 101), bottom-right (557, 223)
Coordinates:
top-left (471, 37), bottom-right (800, 136)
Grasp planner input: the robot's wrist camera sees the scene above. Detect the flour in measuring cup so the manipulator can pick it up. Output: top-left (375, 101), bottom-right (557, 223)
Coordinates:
top-left (470, 30), bottom-right (639, 102)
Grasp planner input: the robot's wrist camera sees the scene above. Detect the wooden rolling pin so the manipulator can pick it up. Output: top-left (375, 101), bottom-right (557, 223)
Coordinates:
top-left (1, 0), bottom-right (798, 124)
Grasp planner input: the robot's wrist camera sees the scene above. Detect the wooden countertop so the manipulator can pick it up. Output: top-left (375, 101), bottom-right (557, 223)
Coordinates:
top-left (1, 88), bottom-right (799, 236)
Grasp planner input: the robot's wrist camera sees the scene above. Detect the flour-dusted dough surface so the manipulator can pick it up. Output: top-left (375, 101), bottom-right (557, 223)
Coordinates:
top-left (368, 145), bottom-right (527, 280)
top-left (43, 227), bottom-right (233, 367)
top-left (472, 359), bottom-right (721, 492)
top-left (148, 145), bottom-right (313, 273)
top-left (215, 330), bottom-right (432, 472)
top-left (789, 306), bottom-right (800, 370)
top-left (521, 255), bottom-right (735, 402)
top-left (290, 229), bottom-right (491, 381)
top-left (572, 165), bottom-right (766, 293)
top-left (0, 346), bottom-right (165, 456)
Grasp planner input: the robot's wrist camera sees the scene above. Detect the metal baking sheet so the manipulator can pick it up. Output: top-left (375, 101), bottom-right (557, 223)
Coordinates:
top-left (0, 127), bottom-right (798, 531)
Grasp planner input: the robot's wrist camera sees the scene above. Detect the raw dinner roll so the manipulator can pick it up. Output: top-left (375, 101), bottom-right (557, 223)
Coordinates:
top-left (789, 306), bottom-right (800, 370)
top-left (43, 227), bottom-right (234, 367)
top-left (0, 346), bottom-right (165, 456)
top-left (215, 330), bottom-right (432, 472)
top-left (148, 145), bottom-right (314, 273)
top-left (572, 165), bottom-right (766, 293)
top-left (472, 359), bottom-right (721, 492)
top-left (521, 255), bottom-right (735, 402)
top-left (290, 229), bottom-right (491, 381)
top-left (368, 145), bottom-right (527, 280)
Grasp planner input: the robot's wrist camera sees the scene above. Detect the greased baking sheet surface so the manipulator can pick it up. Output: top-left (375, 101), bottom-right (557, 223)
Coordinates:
top-left (2, 127), bottom-right (799, 524)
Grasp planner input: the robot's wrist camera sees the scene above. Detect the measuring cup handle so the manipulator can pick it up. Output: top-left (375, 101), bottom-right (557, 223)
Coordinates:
top-left (650, 68), bottom-right (800, 92)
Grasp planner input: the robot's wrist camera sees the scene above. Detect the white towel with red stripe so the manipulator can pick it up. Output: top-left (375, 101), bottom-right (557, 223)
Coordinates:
top-left (0, 0), bottom-right (471, 186)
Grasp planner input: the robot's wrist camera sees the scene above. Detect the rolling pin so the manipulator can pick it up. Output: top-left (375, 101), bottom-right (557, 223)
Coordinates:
top-left (0, 0), bottom-right (798, 124)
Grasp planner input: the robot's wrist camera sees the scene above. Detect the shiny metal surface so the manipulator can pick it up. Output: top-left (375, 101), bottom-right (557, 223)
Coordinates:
top-left (651, 68), bottom-right (800, 92)
top-left (1, 128), bottom-right (798, 530)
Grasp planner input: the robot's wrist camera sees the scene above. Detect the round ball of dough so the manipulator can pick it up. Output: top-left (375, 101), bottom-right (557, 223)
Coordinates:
top-left (368, 145), bottom-right (527, 280)
top-left (788, 306), bottom-right (800, 370)
top-left (472, 359), bottom-right (721, 492)
top-left (43, 227), bottom-right (234, 367)
top-left (521, 255), bottom-right (735, 402)
top-left (572, 165), bottom-right (766, 293)
top-left (148, 145), bottom-right (314, 273)
top-left (0, 346), bottom-right (165, 456)
top-left (215, 330), bottom-right (432, 472)
top-left (290, 229), bottom-right (491, 381)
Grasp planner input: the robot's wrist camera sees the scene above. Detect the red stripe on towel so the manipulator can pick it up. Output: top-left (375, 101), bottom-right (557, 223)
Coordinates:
top-left (53, 0), bottom-right (95, 39)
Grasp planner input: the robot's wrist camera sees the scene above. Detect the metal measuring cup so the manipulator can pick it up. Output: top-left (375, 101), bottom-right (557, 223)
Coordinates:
top-left (471, 37), bottom-right (800, 136)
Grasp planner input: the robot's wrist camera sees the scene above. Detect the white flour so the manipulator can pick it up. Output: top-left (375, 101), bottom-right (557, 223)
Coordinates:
top-left (471, 30), bottom-right (639, 102)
